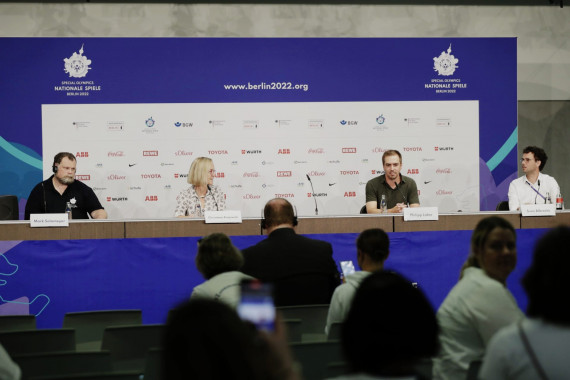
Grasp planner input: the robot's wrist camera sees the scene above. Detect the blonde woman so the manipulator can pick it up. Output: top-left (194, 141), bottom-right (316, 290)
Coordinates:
top-left (174, 157), bottom-right (225, 217)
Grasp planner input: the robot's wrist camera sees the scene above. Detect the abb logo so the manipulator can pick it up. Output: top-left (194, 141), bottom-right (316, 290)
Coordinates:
top-left (143, 150), bottom-right (158, 156)
top-left (407, 169), bottom-right (419, 174)
top-left (214, 172), bottom-right (225, 178)
top-left (76, 152), bottom-right (89, 158)
top-left (342, 148), bottom-right (357, 153)
top-left (278, 149), bottom-right (291, 154)
top-left (277, 171), bottom-right (292, 177)
top-left (145, 195), bottom-right (158, 201)
top-left (344, 192), bottom-right (357, 197)
top-left (76, 175), bottom-right (90, 181)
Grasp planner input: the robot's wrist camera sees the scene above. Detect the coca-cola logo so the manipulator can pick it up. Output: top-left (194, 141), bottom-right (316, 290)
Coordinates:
top-left (76, 175), bottom-right (90, 181)
top-left (342, 148), bottom-right (357, 153)
top-left (436, 168), bottom-right (452, 174)
top-left (108, 151), bottom-right (124, 157)
top-left (403, 147), bottom-right (422, 152)
top-left (277, 171), bottom-right (292, 177)
top-left (175, 150), bottom-right (193, 156)
top-left (243, 194), bottom-right (262, 199)
top-left (308, 171), bottom-right (326, 176)
top-left (107, 174), bottom-right (126, 180)
top-left (243, 172), bottom-right (260, 178)
top-left (208, 150), bottom-right (228, 155)
top-left (141, 174), bottom-right (162, 179)
top-left (275, 193), bottom-right (294, 198)
top-left (436, 189), bottom-right (453, 195)
top-left (340, 170), bottom-right (359, 175)
top-left (308, 148), bottom-right (325, 154)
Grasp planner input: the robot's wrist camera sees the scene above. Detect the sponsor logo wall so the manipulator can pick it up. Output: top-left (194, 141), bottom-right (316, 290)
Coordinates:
top-left (43, 101), bottom-right (479, 218)
top-left (1, 38), bottom-right (516, 216)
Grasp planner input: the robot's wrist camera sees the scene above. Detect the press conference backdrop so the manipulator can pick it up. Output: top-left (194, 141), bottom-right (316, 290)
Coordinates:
top-left (1, 38), bottom-right (517, 216)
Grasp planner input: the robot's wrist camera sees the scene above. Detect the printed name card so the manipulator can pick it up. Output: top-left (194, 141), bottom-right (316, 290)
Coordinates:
top-left (403, 207), bottom-right (439, 221)
top-left (521, 204), bottom-right (556, 217)
top-left (204, 210), bottom-right (242, 224)
top-left (30, 213), bottom-right (69, 227)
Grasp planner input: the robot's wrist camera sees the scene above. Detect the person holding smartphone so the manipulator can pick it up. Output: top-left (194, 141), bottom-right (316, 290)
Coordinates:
top-left (325, 228), bottom-right (390, 335)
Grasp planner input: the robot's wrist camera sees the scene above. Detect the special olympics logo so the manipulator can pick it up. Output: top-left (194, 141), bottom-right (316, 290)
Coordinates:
top-left (63, 44), bottom-right (92, 78)
top-left (145, 117), bottom-right (155, 128)
top-left (376, 114), bottom-right (385, 125)
top-left (433, 44), bottom-right (459, 76)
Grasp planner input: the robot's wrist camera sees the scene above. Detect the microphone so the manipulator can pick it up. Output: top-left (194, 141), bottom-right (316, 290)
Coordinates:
top-left (395, 181), bottom-right (408, 206)
top-left (306, 174), bottom-right (318, 215)
top-left (207, 185), bottom-right (219, 211)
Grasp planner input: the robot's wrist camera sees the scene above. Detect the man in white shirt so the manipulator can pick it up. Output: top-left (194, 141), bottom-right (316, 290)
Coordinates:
top-left (508, 146), bottom-right (560, 211)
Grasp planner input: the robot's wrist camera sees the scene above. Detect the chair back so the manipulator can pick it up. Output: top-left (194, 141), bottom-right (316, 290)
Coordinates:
top-left (0, 195), bottom-right (18, 220)
top-left (290, 340), bottom-right (343, 380)
top-left (277, 304), bottom-right (330, 339)
top-left (496, 201), bottom-right (509, 211)
top-left (13, 351), bottom-right (112, 379)
top-left (0, 328), bottom-right (75, 356)
top-left (0, 314), bottom-right (36, 332)
top-left (101, 324), bottom-right (163, 372)
top-left (63, 309), bottom-right (142, 351)
top-left (360, 205), bottom-right (367, 214)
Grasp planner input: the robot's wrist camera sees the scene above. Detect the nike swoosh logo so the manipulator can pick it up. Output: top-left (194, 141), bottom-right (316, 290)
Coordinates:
top-left (129, 163), bottom-right (136, 167)
top-left (329, 183), bottom-right (336, 186)
top-left (424, 181), bottom-right (432, 184)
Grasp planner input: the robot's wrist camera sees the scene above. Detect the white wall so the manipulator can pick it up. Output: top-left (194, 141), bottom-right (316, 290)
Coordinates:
top-left (0, 3), bottom-right (568, 101)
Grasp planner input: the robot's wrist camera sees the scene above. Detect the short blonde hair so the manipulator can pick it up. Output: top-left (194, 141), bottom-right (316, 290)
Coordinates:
top-left (187, 157), bottom-right (213, 186)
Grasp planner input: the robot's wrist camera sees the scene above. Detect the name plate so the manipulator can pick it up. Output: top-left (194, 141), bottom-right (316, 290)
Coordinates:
top-left (521, 204), bottom-right (556, 217)
top-left (403, 207), bottom-right (439, 221)
top-left (30, 213), bottom-right (69, 227)
top-left (204, 210), bottom-right (242, 224)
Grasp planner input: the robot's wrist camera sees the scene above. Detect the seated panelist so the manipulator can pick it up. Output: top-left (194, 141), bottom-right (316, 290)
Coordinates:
top-left (24, 152), bottom-right (107, 219)
top-left (174, 157), bottom-right (225, 218)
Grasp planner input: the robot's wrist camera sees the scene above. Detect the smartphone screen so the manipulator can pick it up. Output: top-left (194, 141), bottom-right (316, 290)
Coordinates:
top-left (340, 260), bottom-right (356, 277)
top-left (237, 280), bottom-right (275, 331)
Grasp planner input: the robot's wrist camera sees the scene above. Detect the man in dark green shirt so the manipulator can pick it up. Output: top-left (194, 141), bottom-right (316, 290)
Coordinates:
top-left (365, 150), bottom-right (420, 213)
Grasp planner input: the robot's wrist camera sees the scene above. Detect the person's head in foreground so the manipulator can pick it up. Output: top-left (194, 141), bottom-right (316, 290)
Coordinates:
top-left (461, 216), bottom-right (517, 285)
top-left (341, 271), bottom-right (439, 377)
top-left (195, 233), bottom-right (244, 280)
top-left (523, 226), bottom-right (570, 325)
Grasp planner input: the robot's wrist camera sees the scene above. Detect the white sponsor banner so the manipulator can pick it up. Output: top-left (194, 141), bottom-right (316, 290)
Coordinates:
top-left (42, 101), bottom-right (479, 219)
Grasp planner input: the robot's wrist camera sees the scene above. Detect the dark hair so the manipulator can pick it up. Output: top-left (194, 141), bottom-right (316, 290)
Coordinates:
top-left (522, 146), bottom-right (548, 171)
top-left (356, 228), bottom-right (390, 262)
top-left (382, 150), bottom-right (402, 165)
top-left (195, 233), bottom-right (243, 279)
top-left (53, 152), bottom-right (76, 166)
top-left (263, 198), bottom-right (295, 229)
top-left (460, 216), bottom-right (516, 278)
top-left (341, 271), bottom-right (439, 376)
top-left (163, 299), bottom-right (267, 380)
top-left (522, 226), bottom-right (570, 324)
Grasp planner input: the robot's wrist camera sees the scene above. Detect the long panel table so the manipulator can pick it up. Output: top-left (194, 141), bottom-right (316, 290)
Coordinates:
top-left (1, 211), bottom-right (569, 240)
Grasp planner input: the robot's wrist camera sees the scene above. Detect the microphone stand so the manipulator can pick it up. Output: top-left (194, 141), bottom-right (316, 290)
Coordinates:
top-left (306, 174), bottom-right (318, 215)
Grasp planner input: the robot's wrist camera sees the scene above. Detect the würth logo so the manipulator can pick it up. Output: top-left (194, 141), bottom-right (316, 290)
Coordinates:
top-left (107, 197), bottom-right (128, 202)
top-left (143, 150), bottom-right (158, 156)
top-left (342, 148), bottom-right (357, 153)
top-left (242, 149), bottom-right (262, 154)
top-left (435, 146), bottom-right (454, 151)
top-left (277, 171), bottom-right (292, 177)
top-left (174, 173), bottom-right (188, 178)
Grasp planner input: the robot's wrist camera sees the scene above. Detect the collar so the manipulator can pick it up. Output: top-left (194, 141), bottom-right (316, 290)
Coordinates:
top-left (381, 174), bottom-right (406, 184)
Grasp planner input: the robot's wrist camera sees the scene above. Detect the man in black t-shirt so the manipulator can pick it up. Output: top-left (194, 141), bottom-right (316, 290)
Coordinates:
top-left (25, 152), bottom-right (107, 220)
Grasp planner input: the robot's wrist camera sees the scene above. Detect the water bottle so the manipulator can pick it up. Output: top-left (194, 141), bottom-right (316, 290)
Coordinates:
top-left (65, 202), bottom-right (72, 220)
top-left (380, 194), bottom-right (387, 214)
top-left (556, 193), bottom-right (564, 210)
